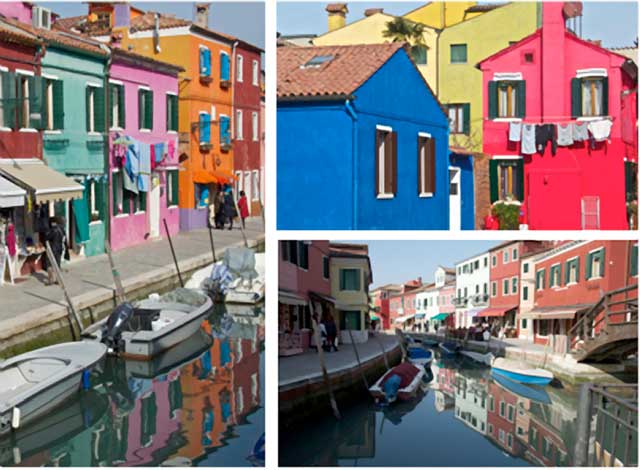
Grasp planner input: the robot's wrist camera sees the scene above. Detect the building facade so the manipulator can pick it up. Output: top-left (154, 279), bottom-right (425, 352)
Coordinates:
top-left (454, 251), bottom-right (491, 328)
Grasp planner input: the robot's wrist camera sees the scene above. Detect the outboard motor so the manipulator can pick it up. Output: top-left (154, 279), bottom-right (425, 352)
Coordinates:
top-left (101, 302), bottom-right (135, 353)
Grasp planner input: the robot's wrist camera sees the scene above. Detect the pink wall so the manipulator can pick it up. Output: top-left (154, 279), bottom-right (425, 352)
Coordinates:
top-left (439, 284), bottom-right (455, 313)
top-left (278, 241), bottom-right (330, 300)
top-left (0, 2), bottom-right (32, 23)
top-left (109, 58), bottom-right (180, 251)
top-left (480, 2), bottom-right (635, 230)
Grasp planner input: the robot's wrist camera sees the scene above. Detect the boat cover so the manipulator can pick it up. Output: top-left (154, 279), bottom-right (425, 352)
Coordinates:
top-left (381, 363), bottom-right (421, 388)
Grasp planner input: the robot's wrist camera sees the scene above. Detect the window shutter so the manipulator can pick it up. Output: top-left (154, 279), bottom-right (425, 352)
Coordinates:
top-left (462, 103), bottom-right (470, 134)
top-left (166, 94), bottom-right (170, 131)
top-left (631, 245), bottom-right (638, 277)
top-left (515, 158), bottom-right (524, 201)
top-left (391, 131), bottom-right (398, 195)
top-left (575, 257), bottom-right (580, 281)
top-left (138, 89), bottom-right (143, 129)
top-left (488, 81), bottom-right (497, 119)
top-left (417, 136), bottom-right (422, 195)
top-left (428, 137), bottom-right (436, 194)
top-left (571, 78), bottom-right (582, 118)
top-left (1, 72), bottom-right (16, 129)
top-left (489, 159), bottom-right (499, 202)
top-left (199, 114), bottom-right (206, 143)
top-left (118, 84), bottom-right (125, 128)
top-left (339, 270), bottom-right (345, 290)
top-left (205, 49), bottom-right (212, 77)
top-left (516, 80), bottom-right (526, 118)
top-left (145, 90), bottom-right (153, 130)
top-left (599, 247), bottom-right (605, 277)
top-left (31, 76), bottom-right (46, 130)
top-left (52, 79), bottom-right (64, 130)
top-left (86, 86), bottom-right (91, 131)
top-left (108, 84), bottom-right (115, 128)
top-left (172, 171), bottom-right (179, 205)
top-left (375, 130), bottom-right (381, 196)
top-left (564, 261), bottom-right (570, 285)
top-left (355, 270), bottom-right (361, 291)
top-left (221, 53), bottom-right (230, 81)
top-left (172, 95), bottom-right (178, 131)
top-left (585, 252), bottom-right (592, 279)
top-left (93, 86), bottom-right (105, 132)
top-left (199, 48), bottom-right (206, 76)
top-left (601, 77), bottom-right (608, 116)
top-left (112, 173), bottom-right (119, 215)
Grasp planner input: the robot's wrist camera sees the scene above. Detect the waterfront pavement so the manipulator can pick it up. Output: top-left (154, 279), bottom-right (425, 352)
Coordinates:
top-left (0, 218), bottom-right (264, 333)
top-left (279, 333), bottom-right (400, 387)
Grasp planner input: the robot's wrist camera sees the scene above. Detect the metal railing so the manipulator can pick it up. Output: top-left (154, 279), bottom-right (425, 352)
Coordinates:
top-left (575, 383), bottom-right (638, 467)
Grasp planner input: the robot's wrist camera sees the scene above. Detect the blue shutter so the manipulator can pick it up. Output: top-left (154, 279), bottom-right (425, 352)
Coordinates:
top-left (221, 53), bottom-right (230, 81)
top-left (199, 48), bottom-right (206, 76)
top-left (204, 49), bottom-right (211, 77)
top-left (199, 113), bottom-right (210, 143)
top-left (220, 115), bottom-right (230, 146)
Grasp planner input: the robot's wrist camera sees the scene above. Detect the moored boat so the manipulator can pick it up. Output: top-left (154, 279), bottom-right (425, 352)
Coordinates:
top-left (438, 342), bottom-right (461, 356)
top-left (492, 372), bottom-right (552, 404)
top-left (0, 341), bottom-right (107, 435)
top-left (460, 350), bottom-right (494, 366)
top-left (408, 346), bottom-right (433, 367)
top-left (369, 362), bottom-right (425, 403)
top-left (491, 357), bottom-right (554, 385)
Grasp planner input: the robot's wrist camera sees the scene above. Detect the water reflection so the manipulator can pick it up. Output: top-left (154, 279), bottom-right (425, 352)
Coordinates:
top-left (1, 305), bottom-right (264, 467)
top-left (280, 350), bottom-right (633, 467)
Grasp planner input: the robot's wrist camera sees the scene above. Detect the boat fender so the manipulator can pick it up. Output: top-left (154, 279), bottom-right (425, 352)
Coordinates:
top-left (82, 370), bottom-right (91, 391)
top-left (11, 407), bottom-right (20, 429)
top-left (12, 447), bottom-right (21, 465)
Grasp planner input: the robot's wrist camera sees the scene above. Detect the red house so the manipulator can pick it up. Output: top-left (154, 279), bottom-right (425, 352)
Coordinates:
top-left (486, 381), bottom-right (524, 458)
top-left (478, 1), bottom-right (637, 230)
top-left (389, 278), bottom-right (422, 329)
top-left (370, 283), bottom-right (402, 330)
top-left (233, 40), bottom-right (263, 216)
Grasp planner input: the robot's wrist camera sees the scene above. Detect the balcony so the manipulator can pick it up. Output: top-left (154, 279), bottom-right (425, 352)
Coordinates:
top-left (453, 297), bottom-right (468, 307)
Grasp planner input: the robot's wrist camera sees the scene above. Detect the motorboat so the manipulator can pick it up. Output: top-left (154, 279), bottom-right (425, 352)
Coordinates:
top-left (369, 362), bottom-right (425, 403)
top-left (0, 341), bottom-right (106, 435)
top-left (83, 288), bottom-right (212, 359)
top-left (492, 372), bottom-right (552, 404)
top-left (438, 342), bottom-right (461, 356)
top-left (460, 350), bottom-right (494, 366)
top-left (491, 357), bottom-right (554, 385)
top-left (407, 346), bottom-right (433, 367)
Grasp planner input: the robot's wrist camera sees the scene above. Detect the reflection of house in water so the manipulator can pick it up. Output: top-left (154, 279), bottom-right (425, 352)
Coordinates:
top-left (336, 408), bottom-right (376, 461)
top-left (454, 371), bottom-right (489, 434)
top-left (486, 381), bottom-right (525, 457)
top-left (434, 390), bottom-right (455, 413)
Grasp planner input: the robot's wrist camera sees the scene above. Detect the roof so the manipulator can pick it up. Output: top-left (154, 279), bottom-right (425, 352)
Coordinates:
top-left (608, 46), bottom-right (638, 63)
top-left (330, 242), bottom-right (369, 257)
top-left (277, 42), bottom-right (405, 99)
top-left (371, 283), bottom-right (403, 292)
top-left (0, 18), bottom-right (41, 47)
top-left (111, 47), bottom-right (184, 75)
top-left (488, 240), bottom-right (521, 252)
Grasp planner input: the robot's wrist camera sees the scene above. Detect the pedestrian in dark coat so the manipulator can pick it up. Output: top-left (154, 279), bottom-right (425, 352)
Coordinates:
top-left (223, 186), bottom-right (238, 230)
top-left (214, 190), bottom-right (226, 229)
top-left (44, 217), bottom-right (66, 285)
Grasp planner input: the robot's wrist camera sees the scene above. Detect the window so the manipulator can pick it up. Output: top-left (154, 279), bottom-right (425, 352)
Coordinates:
top-left (522, 318), bottom-right (528, 329)
top-left (112, 171), bottom-right (123, 215)
top-left (0, 69), bottom-right (7, 128)
top-left (86, 84), bottom-right (105, 133)
top-left (252, 59), bottom-right (259, 86)
top-left (503, 250), bottom-right (509, 263)
top-left (418, 133), bottom-right (435, 196)
top-left (484, 257), bottom-right (488, 267)
top-left (18, 73), bottom-right (31, 129)
top-left (220, 114), bottom-right (231, 148)
top-left (45, 78), bottom-right (64, 131)
top-left (503, 279), bottom-right (509, 295)
top-left (488, 80), bottom-right (525, 119)
top-left (450, 44), bottom-right (467, 63)
top-left (323, 256), bottom-right (329, 279)
top-left (410, 45), bottom-right (427, 65)
top-left (631, 245), bottom-right (638, 277)
top-left (492, 255), bottom-right (497, 267)
top-left (474, 260), bottom-right (479, 270)
top-left (252, 111), bottom-right (258, 141)
top-left (447, 103), bottom-right (469, 134)
top-left (523, 285), bottom-right (529, 301)
top-left (550, 264), bottom-right (561, 287)
top-left (490, 158), bottom-right (523, 202)
top-left (297, 241), bottom-right (309, 269)
top-left (133, 191), bottom-right (146, 213)
top-left (138, 88), bottom-right (153, 130)
top-left (281, 240), bottom-right (298, 265)
top-left (512, 248), bottom-right (518, 261)
top-left (236, 110), bottom-right (243, 140)
top-left (565, 257), bottom-right (579, 284)
top-left (108, 82), bottom-right (124, 129)
top-left (489, 396), bottom-right (494, 412)
top-left (586, 247), bottom-right (605, 279)
top-left (252, 170), bottom-right (260, 201)
top-left (87, 179), bottom-right (105, 222)
top-left (237, 54), bottom-right (244, 82)
top-left (512, 277), bottom-right (518, 294)
top-left (166, 93), bottom-right (178, 132)
top-left (523, 262), bottom-right (529, 273)
top-left (199, 47), bottom-right (212, 77)
top-left (340, 310), bottom-right (361, 330)
top-left (491, 281), bottom-right (497, 297)
top-left (220, 52), bottom-right (230, 82)
top-left (166, 170), bottom-right (179, 207)
top-left (507, 404), bottom-right (515, 422)
top-left (340, 268), bottom-right (361, 291)
top-left (199, 112), bottom-right (211, 144)
top-left (483, 283), bottom-right (488, 295)
top-left (376, 126), bottom-right (397, 198)
top-left (572, 76), bottom-right (607, 117)
top-left (507, 433), bottom-right (513, 448)
top-left (499, 401), bottom-right (505, 417)
top-left (536, 269), bottom-right (545, 290)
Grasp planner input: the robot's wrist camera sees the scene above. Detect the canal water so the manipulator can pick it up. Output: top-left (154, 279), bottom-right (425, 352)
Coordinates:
top-left (0, 304), bottom-right (265, 467)
top-left (280, 352), bottom-right (637, 467)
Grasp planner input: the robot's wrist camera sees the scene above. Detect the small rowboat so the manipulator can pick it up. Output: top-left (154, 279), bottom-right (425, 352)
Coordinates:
top-left (491, 357), bottom-right (554, 385)
top-left (408, 347), bottom-right (433, 367)
top-left (369, 362), bottom-right (425, 403)
top-left (492, 372), bottom-right (552, 405)
top-left (438, 342), bottom-right (461, 356)
top-left (460, 350), bottom-right (494, 366)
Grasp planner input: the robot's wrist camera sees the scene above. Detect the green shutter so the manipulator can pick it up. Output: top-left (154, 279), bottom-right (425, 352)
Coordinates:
top-left (516, 80), bottom-right (526, 118)
top-left (575, 257), bottom-right (580, 281)
top-left (462, 103), bottom-right (470, 134)
top-left (631, 245), bottom-right (638, 277)
top-left (31, 75), bottom-right (46, 130)
top-left (599, 247), bottom-right (605, 277)
top-left (515, 158), bottom-right (524, 201)
top-left (166, 94), bottom-right (171, 132)
top-left (85, 86), bottom-right (91, 131)
top-left (16, 76), bottom-right (23, 129)
top-left (139, 192), bottom-right (146, 212)
top-left (571, 78), bottom-right (582, 118)
top-left (488, 81), bottom-right (497, 119)
top-left (564, 261), bottom-right (570, 285)
top-left (138, 89), bottom-right (143, 129)
top-left (172, 95), bottom-right (178, 131)
top-left (93, 86), bottom-right (105, 132)
top-left (489, 159), bottom-right (499, 202)
top-left (1, 71), bottom-right (17, 129)
top-left (145, 90), bottom-right (153, 130)
top-left (108, 84), bottom-right (115, 129)
top-left (585, 252), bottom-right (592, 279)
top-left (601, 77), bottom-right (608, 116)
top-left (118, 84), bottom-right (125, 128)
top-left (52, 79), bottom-right (64, 130)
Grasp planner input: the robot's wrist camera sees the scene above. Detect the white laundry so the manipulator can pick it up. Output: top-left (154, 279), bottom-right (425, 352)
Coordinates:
top-left (508, 121), bottom-right (522, 142)
top-left (587, 118), bottom-right (613, 142)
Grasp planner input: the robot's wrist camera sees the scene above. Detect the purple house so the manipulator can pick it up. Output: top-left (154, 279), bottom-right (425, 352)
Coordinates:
top-left (108, 48), bottom-right (183, 251)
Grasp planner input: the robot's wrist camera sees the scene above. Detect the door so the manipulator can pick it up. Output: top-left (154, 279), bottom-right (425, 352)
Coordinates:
top-left (149, 174), bottom-right (160, 238)
top-left (449, 167), bottom-right (461, 231)
top-left (244, 170), bottom-right (252, 215)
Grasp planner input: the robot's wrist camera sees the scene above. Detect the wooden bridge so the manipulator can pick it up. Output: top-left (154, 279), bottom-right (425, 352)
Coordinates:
top-left (568, 284), bottom-right (638, 362)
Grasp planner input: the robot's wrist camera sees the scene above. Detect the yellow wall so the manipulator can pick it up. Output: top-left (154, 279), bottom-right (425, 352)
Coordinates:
top-left (404, 1), bottom-right (478, 29)
top-left (313, 13), bottom-right (439, 90)
top-left (438, 2), bottom-right (540, 152)
top-left (330, 257), bottom-right (371, 331)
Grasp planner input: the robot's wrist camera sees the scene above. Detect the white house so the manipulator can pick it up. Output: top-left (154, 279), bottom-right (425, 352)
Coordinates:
top-left (454, 372), bottom-right (489, 435)
top-left (416, 266), bottom-right (456, 331)
top-left (454, 252), bottom-right (491, 328)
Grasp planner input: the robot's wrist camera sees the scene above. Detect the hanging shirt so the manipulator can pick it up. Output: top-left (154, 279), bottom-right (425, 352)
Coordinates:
top-left (154, 143), bottom-right (166, 163)
top-left (572, 122), bottom-right (589, 141)
top-left (556, 123), bottom-right (574, 146)
top-left (587, 118), bottom-right (613, 142)
top-left (138, 144), bottom-right (152, 192)
top-left (521, 124), bottom-right (536, 154)
top-left (508, 121), bottom-right (522, 142)
top-left (535, 124), bottom-right (557, 156)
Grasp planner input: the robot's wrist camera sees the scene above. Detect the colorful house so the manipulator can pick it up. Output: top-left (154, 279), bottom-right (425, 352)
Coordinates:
top-left (454, 251), bottom-right (490, 328)
top-left (277, 43), bottom-right (450, 229)
top-left (107, 48), bottom-right (182, 251)
top-left (370, 283), bottom-right (403, 330)
top-left (478, 2), bottom-right (638, 230)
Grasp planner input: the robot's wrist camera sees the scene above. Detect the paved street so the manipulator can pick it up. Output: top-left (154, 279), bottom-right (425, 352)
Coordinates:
top-left (0, 217), bottom-right (263, 323)
top-left (279, 333), bottom-right (400, 386)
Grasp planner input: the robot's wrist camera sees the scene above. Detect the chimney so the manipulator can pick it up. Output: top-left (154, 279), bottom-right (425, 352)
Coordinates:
top-left (541, 2), bottom-right (572, 120)
top-left (364, 8), bottom-right (383, 17)
top-left (326, 3), bottom-right (348, 32)
top-left (195, 3), bottom-right (210, 28)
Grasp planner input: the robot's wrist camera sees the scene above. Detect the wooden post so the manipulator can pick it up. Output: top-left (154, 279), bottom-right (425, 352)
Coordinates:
top-left (574, 383), bottom-right (594, 466)
top-left (45, 241), bottom-right (83, 337)
top-left (347, 328), bottom-right (369, 390)
top-left (207, 219), bottom-right (217, 263)
top-left (310, 300), bottom-right (341, 420)
top-left (372, 332), bottom-right (390, 371)
top-left (395, 328), bottom-right (407, 361)
top-left (163, 218), bottom-right (184, 288)
top-left (104, 240), bottom-right (126, 304)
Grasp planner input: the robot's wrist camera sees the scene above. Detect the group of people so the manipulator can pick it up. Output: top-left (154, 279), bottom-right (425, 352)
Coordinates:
top-left (315, 311), bottom-right (339, 353)
top-left (210, 185), bottom-right (250, 231)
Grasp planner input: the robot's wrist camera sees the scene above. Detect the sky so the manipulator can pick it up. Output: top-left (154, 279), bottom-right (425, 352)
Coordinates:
top-left (277, 1), bottom-right (638, 48)
top-left (37, 1), bottom-right (265, 49)
top-left (348, 240), bottom-right (499, 288)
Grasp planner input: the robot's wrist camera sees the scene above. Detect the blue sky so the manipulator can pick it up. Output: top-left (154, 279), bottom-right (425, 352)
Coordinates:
top-left (347, 240), bottom-right (499, 288)
top-left (38, 1), bottom-right (265, 49)
top-left (278, 1), bottom-right (638, 48)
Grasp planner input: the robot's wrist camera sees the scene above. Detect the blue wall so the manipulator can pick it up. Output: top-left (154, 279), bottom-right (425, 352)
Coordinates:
top-left (450, 153), bottom-right (475, 230)
top-left (277, 49), bottom-right (451, 229)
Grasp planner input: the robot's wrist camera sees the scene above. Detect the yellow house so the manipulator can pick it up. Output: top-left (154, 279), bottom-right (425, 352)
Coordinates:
top-left (404, 1), bottom-right (482, 29)
top-left (329, 243), bottom-right (372, 345)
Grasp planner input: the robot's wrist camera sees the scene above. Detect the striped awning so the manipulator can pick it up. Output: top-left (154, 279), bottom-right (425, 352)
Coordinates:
top-left (520, 307), bottom-right (580, 320)
top-left (477, 305), bottom-right (518, 318)
top-left (278, 290), bottom-right (307, 306)
top-left (0, 175), bottom-right (26, 208)
top-left (0, 159), bottom-right (83, 204)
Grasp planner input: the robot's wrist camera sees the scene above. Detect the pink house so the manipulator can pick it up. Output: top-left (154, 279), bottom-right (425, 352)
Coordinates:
top-left (0, 2), bottom-right (36, 24)
top-left (479, 1), bottom-right (637, 230)
top-left (108, 49), bottom-right (183, 251)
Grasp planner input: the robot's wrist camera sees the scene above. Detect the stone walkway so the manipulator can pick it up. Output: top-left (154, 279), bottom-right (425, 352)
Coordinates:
top-left (279, 333), bottom-right (400, 387)
top-left (0, 217), bottom-right (264, 323)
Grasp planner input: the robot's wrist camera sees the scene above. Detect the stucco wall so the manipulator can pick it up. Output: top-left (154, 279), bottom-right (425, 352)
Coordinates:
top-left (0, 2), bottom-right (31, 23)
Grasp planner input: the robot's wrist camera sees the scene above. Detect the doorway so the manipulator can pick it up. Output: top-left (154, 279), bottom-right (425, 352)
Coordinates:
top-left (449, 167), bottom-right (461, 231)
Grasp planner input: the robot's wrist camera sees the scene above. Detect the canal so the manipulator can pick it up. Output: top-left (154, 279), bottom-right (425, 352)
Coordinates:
top-left (1, 304), bottom-right (265, 467)
top-left (280, 352), bottom-right (637, 467)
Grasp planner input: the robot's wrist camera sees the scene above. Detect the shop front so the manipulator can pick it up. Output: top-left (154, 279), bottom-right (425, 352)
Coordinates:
top-left (477, 305), bottom-right (518, 337)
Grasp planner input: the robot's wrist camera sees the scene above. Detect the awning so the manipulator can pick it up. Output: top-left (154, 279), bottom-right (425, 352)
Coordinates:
top-left (432, 313), bottom-right (451, 321)
top-left (0, 175), bottom-right (26, 208)
top-left (192, 169), bottom-right (221, 184)
top-left (278, 290), bottom-right (307, 306)
top-left (477, 305), bottom-right (518, 318)
top-left (520, 307), bottom-right (581, 320)
top-left (394, 314), bottom-right (415, 324)
top-left (309, 291), bottom-right (336, 304)
top-left (415, 313), bottom-right (426, 319)
top-left (0, 159), bottom-right (83, 204)
top-left (465, 307), bottom-right (486, 318)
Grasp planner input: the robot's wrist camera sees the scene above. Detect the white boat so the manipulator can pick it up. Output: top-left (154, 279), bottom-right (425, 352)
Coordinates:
top-left (491, 357), bottom-right (554, 385)
top-left (0, 341), bottom-right (107, 435)
top-left (460, 350), bottom-right (495, 366)
top-left (83, 288), bottom-right (212, 359)
top-left (369, 362), bottom-right (425, 403)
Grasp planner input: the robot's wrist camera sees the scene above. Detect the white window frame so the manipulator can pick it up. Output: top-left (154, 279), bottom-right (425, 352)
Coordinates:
top-left (511, 276), bottom-right (518, 295)
top-left (252, 59), bottom-right (259, 86)
top-left (493, 74), bottom-right (523, 122)
top-left (252, 111), bottom-right (258, 141)
top-left (536, 269), bottom-right (545, 291)
top-left (503, 250), bottom-right (509, 264)
top-left (235, 170), bottom-right (243, 196)
top-left (567, 256), bottom-right (579, 285)
top-left (109, 79), bottom-right (124, 131)
top-left (236, 109), bottom-right (243, 140)
top-left (376, 124), bottom-right (394, 199)
top-left (113, 169), bottom-right (126, 218)
top-left (86, 81), bottom-right (102, 135)
top-left (237, 54), bottom-right (244, 82)
top-left (418, 131), bottom-right (433, 197)
top-left (138, 85), bottom-right (152, 132)
top-left (16, 69), bottom-right (35, 132)
top-left (588, 246), bottom-right (605, 280)
top-left (0, 65), bottom-right (8, 132)
top-left (491, 281), bottom-right (497, 298)
top-left (252, 169), bottom-right (259, 201)
top-left (512, 248), bottom-right (518, 261)
top-left (550, 263), bottom-right (561, 288)
top-left (165, 91), bottom-right (178, 134)
top-left (502, 278), bottom-right (509, 296)
top-left (166, 168), bottom-right (179, 208)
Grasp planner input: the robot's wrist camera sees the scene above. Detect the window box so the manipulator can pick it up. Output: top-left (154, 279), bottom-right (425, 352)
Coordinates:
top-left (199, 142), bottom-right (212, 151)
top-left (86, 140), bottom-right (104, 151)
top-left (220, 79), bottom-right (231, 89)
top-left (43, 137), bottom-right (70, 150)
top-left (220, 142), bottom-right (232, 152)
top-left (199, 75), bottom-right (213, 85)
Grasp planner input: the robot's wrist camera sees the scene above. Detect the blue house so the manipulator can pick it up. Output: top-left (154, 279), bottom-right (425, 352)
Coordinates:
top-left (449, 148), bottom-right (475, 230)
top-left (277, 43), bottom-right (451, 230)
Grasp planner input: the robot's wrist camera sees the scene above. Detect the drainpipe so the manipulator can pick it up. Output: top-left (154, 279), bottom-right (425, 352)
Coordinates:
top-left (34, 44), bottom-right (45, 162)
top-left (345, 99), bottom-right (358, 229)
top-left (99, 43), bottom-right (112, 246)
top-left (230, 40), bottom-right (239, 180)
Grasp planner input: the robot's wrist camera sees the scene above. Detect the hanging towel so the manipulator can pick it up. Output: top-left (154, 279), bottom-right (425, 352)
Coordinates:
top-left (587, 118), bottom-right (613, 142)
top-left (572, 122), bottom-right (589, 141)
top-left (535, 124), bottom-right (557, 155)
top-left (124, 142), bottom-right (140, 194)
top-left (521, 124), bottom-right (536, 154)
top-left (137, 144), bottom-right (151, 192)
top-left (154, 143), bottom-right (166, 163)
top-left (112, 143), bottom-right (127, 168)
top-left (556, 123), bottom-right (574, 146)
top-left (508, 121), bottom-right (522, 142)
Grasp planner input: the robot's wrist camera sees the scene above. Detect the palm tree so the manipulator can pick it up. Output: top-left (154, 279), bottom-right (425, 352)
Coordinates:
top-left (383, 17), bottom-right (428, 64)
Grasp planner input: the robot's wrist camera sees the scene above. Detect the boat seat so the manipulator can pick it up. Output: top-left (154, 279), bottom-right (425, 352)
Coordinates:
top-left (0, 367), bottom-right (32, 403)
top-left (158, 309), bottom-right (186, 321)
top-left (18, 358), bottom-right (67, 383)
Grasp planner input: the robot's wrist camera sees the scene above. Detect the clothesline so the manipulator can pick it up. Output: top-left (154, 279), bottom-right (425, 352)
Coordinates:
top-left (483, 116), bottom-right (615, 122)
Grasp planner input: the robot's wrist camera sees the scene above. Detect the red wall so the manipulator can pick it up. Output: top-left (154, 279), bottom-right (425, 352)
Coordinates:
top-left (486, 382), bottom-right (521, 456)
top-left (278, 240), bottom-right (331, 300)
top-left (372, 290), bottom-right (391, 329)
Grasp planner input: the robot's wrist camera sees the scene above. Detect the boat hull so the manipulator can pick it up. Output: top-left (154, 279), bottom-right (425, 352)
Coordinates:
top-left (369, 365), bottom-right (425, 402)
top-left (438, 342), bottom-right (460, 356)
top-left (491, 372), bottom-right (551, 404)
top-left (492, 367), bottom-right (553, 385)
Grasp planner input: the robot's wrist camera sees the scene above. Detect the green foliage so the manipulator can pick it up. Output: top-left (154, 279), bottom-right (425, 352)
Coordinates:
top-left (383, 17), bottom-right (427, 46)
top-left (492, 202), bottom-right (520, 230)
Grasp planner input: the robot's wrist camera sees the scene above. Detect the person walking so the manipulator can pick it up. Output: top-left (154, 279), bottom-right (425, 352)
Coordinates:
top-left (323, 312), bottom-right (339, 352)
top-left (214, 190), bottom-right (225, 229)
top-left (44, 217), bottom-right (66, 285)
top-left (237, 190), bottom-right (249, 229)
top-left (223, 186), bottom-right (238, 230)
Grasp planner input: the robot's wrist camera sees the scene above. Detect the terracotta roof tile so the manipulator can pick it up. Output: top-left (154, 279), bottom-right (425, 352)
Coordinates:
top-left (326, 3), bottom-right (348, 13)
top-left (129, 12), bottom-right (190, 33)
top-left (278, 42), bottom-right (405, 99)
top-left (0, 19), bottom-right (41, 47)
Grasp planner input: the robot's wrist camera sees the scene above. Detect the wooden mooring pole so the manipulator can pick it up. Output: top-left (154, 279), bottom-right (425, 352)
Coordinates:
top-left (104, 240), bottom-right (126, 304)
top-left (372, 332), bottom-right (390, 371)
top-left (395, 328), bottom-right (407, 361)
top-left (163, 218), bottom-right (184, 288)
top-left (348, 329), bottom-right (369, 390)
top-left (207, 220), bottom-right (217, 263)
top-left (310, 300), bottom-right (341, 420)
top-left (45, 241), bottom-right (83, 338)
